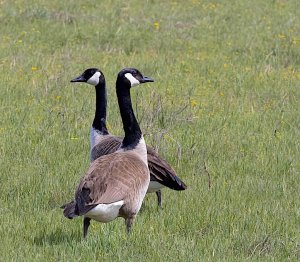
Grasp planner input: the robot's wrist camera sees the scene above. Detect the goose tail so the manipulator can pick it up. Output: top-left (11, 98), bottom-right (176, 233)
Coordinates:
top-left (147, 146), bottom-right (187, 191)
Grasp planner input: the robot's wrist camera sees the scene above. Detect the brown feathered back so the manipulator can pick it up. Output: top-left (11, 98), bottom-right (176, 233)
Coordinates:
top-left (90, 135), bottom-right (121, 161)
top-left (75, 151), bottom-right (149, 216)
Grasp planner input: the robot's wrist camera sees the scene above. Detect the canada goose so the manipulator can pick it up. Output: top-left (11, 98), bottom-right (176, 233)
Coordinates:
top-left (62, 68), bottom-right (154, 238)
top-left (70, 68), bottom-right (187, 208)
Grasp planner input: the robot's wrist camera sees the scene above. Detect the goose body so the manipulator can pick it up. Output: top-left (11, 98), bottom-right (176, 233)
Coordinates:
top-left (63, 68), bottom-right (153, 237)
top-left (91, 137), bottom-right (184, 192)
top-left (70, 68), bottom-right (187, 207)
top-left (73, 149), bottom-right (149, 223)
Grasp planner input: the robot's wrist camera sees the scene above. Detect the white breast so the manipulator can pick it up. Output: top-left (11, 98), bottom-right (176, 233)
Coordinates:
top-left (85, 200), bottom-right (124, 223)
top-left (133, 136), bottom-right (148, 166)
top-left (90, 127), bottom-right (105, 152)
top-left (147, 181), bottom-right (165, 193)
top-left (117, 136), bottom-right (148, 166)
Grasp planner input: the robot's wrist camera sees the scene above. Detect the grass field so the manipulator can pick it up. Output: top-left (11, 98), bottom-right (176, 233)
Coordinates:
top-left (0, 0), bottom-right (299, 260)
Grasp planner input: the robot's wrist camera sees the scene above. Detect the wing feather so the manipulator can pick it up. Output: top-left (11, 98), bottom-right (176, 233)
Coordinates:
top-left (90, 136), bottom-right (186, 191)
top-left (75, 152), bottom-right (149, 215)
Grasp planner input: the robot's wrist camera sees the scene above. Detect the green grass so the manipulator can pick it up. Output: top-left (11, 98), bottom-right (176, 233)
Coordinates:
top-left (0, 0), bottom-right (299, 260)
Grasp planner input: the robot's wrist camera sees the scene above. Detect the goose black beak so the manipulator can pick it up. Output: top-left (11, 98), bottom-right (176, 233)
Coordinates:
top-left (70, 75), bottom-right (86, 83)
top-left (141, 76), bottom-right (154, 83)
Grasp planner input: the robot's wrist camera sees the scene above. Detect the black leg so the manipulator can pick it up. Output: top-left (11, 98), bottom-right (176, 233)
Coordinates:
top-left (156, 190), bottom-right (162, 208)
top-left (83, 217), bottom-right (91, 239)
top-left (125, 217), bottom-right (135, 234)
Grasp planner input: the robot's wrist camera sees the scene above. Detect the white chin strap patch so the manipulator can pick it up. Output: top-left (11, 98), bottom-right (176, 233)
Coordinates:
top-left (87, 71), bottom-right (101, 86)
top-left (125, 73), bottom-right (140, 87)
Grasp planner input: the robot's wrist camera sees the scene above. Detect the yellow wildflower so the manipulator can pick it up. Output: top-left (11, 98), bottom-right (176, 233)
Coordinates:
top-left (209, 3), bottom-right (217, 9)
top-left (292, 37), bottom-right (300, 45)
top-left (31, 67), bottom-right (38, 71)
top-left (190, 99), bottom-right (198, 107)
top-left (278, 34), bottom-right (286, 39)
top-left (154, 22), bottom-right (160, 30)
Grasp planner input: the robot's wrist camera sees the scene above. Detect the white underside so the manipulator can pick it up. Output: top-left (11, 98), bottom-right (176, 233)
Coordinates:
top-left (85, 200), bottom-right (124, 223)
top-left (147, 181), bottom-right (165, 193)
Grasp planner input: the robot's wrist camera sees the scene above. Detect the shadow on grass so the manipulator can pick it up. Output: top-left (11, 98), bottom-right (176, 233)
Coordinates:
top-left (140, 193), bottom-right (163, 213)
top-left (139, 203), bottom-right (149, 214)
top-left (33, 227), bottom-right (82, 246)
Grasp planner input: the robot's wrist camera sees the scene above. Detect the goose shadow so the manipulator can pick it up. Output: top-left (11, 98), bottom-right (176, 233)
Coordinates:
top-left (32, 227), bottom-right (82, 246)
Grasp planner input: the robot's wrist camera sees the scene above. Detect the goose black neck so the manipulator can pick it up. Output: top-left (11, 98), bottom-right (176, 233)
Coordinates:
top-left (116, 79), bottom-right (142, 150)
top-left (92, 83), bottom-right (108, 135)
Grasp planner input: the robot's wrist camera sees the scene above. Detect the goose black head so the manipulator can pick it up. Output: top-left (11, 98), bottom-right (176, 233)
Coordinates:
top-left (71, 68), bottom-right (105, 86)
top-left (117, 68), bottom-right (154, 88)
